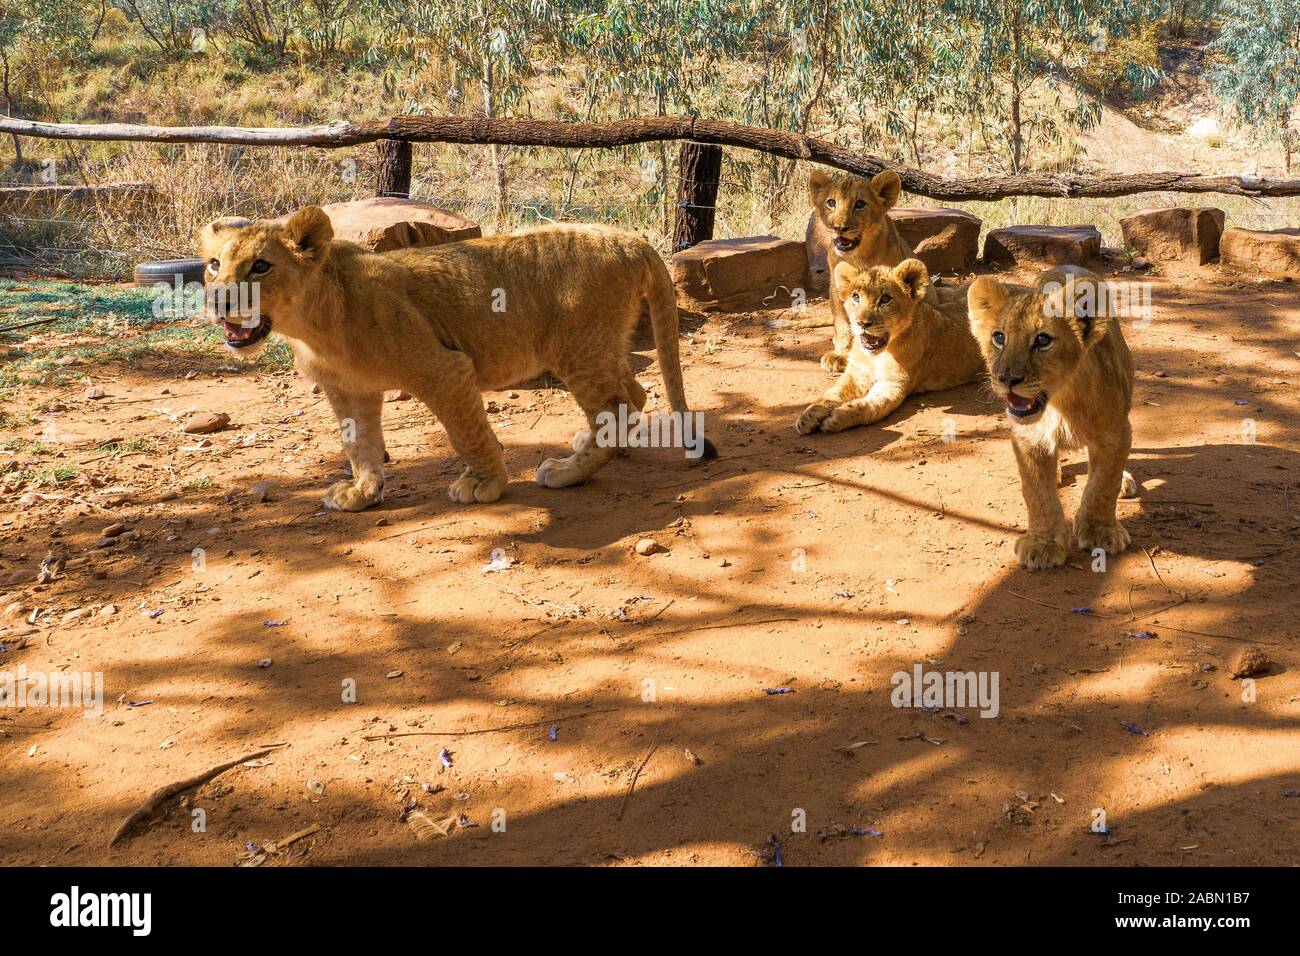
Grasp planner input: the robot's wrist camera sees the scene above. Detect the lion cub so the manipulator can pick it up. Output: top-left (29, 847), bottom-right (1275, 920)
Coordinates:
top-left (796, 259), bottom-right (983, 435)
top-left (806, 169), bottom-right (914, 374)
top-left (200, 208), bottom-right (714, 511)
top-left (967, 267), bottom-right (1138, 571)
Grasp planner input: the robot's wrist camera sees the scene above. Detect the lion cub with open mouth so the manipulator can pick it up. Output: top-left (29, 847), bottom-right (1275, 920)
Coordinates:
top-left (967, 267), bottom-right (1138, 571)
top-left (795, 258), bottom-right (983, 435)
top-left (200, 207), bottom-right (714, 511)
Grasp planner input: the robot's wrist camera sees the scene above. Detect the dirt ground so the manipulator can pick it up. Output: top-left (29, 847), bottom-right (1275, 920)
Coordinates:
top-left (1, 261), bottom-right (1297, 867)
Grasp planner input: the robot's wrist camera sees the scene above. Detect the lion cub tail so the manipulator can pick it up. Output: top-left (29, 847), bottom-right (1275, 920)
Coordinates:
top-left (642, 249), bottom-right (718, 460)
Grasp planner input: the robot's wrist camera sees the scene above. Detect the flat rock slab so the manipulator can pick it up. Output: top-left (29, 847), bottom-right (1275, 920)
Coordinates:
top-left (984, 225), bottom-right (1102, 267)
top-left (672, 236), bottom-right (810, 311)
top-left (274, 197), bottom-right (480, 252)
top-left (1119, 207), bottom-right (1224, 265)
top-left (891, 207), bottom-right (983, 274)
top-left (1220, 227), bottom-right (1300, 280)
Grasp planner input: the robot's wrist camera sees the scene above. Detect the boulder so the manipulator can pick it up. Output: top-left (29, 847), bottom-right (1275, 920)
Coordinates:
top-left (1219, 227), bottom-right (1300, 280)
top-left (1119, 207), bottom-right (1224, 265)
top-left (983, 225), bottom-right (1102, 267)
top-left (671, 236), bottom-right (811, 312)
top-left (891, 207), bottom-right (983, 274)
top-left (275, 197), bottom-right (480, 252)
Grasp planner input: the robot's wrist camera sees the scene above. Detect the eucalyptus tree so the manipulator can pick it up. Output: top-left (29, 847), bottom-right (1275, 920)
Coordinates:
top-left (945, 0), bottom-right (1163, 173)
top-left (1209, 0), bottom-right (1300, 172)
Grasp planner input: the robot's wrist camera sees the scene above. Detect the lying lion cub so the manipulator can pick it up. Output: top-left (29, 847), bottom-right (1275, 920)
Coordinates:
top-left (796, 259), bottom-right (983, 435)
top-left (967, 267), bottom-right (1138, 571)
top-left (200, 207), bottom-right (714, 510)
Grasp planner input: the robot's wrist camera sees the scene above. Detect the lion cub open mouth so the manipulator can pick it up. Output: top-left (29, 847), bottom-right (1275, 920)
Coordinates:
top-left (223, 317), bottom-right (271, 350)
top-left (833, 235), bottom-right (861, 253)
top-left (1005, 391), bottom-right (1046, 419)
top-left (858, 330), bottom-right (889, 351)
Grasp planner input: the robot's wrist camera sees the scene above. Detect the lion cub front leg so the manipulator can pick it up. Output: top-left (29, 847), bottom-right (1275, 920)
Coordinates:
top-left (796, 372), bottom-right (862, 435)
top-left (421, 353), bottom-right (508, 504)
top-left (820, 295), bottom-right (851, 374)
top-left (321, 387), bottom-right (386, 512)
top-left (819, 380), bottom-right (908, 433)
top-left (1011, 436), bottom-right (1069, 570)
top-left (1073, 434), bottom-right (1132, 556)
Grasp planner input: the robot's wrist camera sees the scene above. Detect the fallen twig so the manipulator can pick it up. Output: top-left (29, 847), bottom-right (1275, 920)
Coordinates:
top-left (617, 741), bottom-right (659, 821)
top-left (362, 708), bottom-right (618, 741)
top-left (109, 746), bottom-right (282, 847)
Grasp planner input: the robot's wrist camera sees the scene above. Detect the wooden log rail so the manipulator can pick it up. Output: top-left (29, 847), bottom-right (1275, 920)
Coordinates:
top-left (5, 114), bottom-right (1298, 202)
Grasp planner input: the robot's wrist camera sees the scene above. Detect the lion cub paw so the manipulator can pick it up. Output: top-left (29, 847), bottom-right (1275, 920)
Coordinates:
top-left (1015, 531), bottom-right (1068, 571)
top-left (795, 402), bottom-right (836, 435)
top-left (820, 350), bottom-right (848, 374)
top-left (447, 471), bottom-right (506, 504)
top-left (1120, 470), bottom-right (1139, 499)
top-left (1073, 517), bottom-right (1130, 555)
top-left (323, 479), bottom-right (382, 512)
top-left (535, 456), bottom-right (588, 489)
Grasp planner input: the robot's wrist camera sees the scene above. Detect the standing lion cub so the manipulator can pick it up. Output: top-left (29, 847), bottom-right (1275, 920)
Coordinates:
top-left (967, 267), bottom-right (1138, 571)
top-left (796, 259), bottom-right (983, 435)
top-left (200, 207), bottom-right (714, 510)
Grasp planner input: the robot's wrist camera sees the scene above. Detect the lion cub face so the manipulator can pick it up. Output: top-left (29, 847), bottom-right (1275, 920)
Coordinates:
top-left (833, 258), bottom-right (930, 353)
top-left (808, 169), bottom-right (902, 255)
top-left (198, 206), bottom-right (334, 355)
top-left (967, 269), bottom-right (1110, 421)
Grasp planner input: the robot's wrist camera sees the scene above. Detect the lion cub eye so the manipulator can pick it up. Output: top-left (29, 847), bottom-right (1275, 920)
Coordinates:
top-left (206, 258), bottom-right (220, 274)
top-left (250, 259), bottom-right (271, 275)
top-left (992, 331), bottom-right (1006, 349)
top-left (853, 199), bottom-right (866, 210)
top-left (1033, 332), bottom-right (1053, 350)
top-left (850, 292), bottom-right (861, 304)
top-left (825, 198), bottom-right (836, 209)
top-left (878, 294), bottom-right (891, 306)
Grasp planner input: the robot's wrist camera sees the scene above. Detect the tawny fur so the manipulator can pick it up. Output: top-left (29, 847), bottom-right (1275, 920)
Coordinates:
top-left (199, 207), bottom-right (711, 511)
top-left (796, 259), bottom-right (983, 435)
top-left (967, 266), bottom-right (1138, 571)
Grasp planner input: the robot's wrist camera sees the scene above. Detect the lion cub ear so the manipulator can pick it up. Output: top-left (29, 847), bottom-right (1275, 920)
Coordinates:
top-left (967, 276), bottom-right (1008, 330)
top-left (807, 168), bottom-right (830, 204)
top-left (198, 217), bottom-right (251, 254)
top-left (870, 170), bottom-right (902, 210)
top-left (892, 259), bottom-right (929, 300)
top-left (832, 260), bottom-right (860, 295)
top-left (283, 206), bottom-right (334, 261)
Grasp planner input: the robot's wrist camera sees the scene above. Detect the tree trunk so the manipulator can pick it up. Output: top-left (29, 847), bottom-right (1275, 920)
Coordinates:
top-left (375, 139), bottom-right (412, 197)
top-left (672, 141), bottom-right (722, 252)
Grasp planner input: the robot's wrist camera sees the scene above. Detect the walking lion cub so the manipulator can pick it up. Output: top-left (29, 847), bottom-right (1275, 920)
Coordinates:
top-left (796, 258), bottom-right (983, 435)
top-left (200, 208), bottom-right (714, 510)
top-left (967, 267), bottom-right (1138, 571)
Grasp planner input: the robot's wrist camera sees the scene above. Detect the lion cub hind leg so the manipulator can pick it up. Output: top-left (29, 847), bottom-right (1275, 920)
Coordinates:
top-left (1012, 437), bottom-right (1069, 570)
top-left (571, 373), bottom-right (646, 453)
top-left (321, 387), bottom-right (386, 512)
top-left (1120, 469), bottom-right (1139, 498)
top-left (536, 367), bottom-right (631, 489)
top-left (418, 353), bottom-right (508, 505)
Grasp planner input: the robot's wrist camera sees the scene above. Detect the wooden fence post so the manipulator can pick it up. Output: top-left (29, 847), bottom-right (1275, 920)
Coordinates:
top-left (673, 141), bottom-right (722, 252)
top-left (375, 139), bottom-right (412, 197)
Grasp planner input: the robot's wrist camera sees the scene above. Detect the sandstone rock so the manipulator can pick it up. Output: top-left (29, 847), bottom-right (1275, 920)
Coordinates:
top-left (275, 197), bottom-right (480, 252)
top-left (983, 225), bottom-right (1102, 267)
top-left (1220, 227), bottom-right (1300, 279)
top-left (384, 390), bottom-right (412, 402)
top-left (183, 411), bottom-right (230, 434)
top-left (84, 386), bottom-right (105, 400)
top-left (671, 236), bottom-right (810, 312)
top-left (1119, 207), bottom-right (1224, 265)
top-left (634, 537), bottom-right (662, 556)
top-left (891, 208), bottom-right (983, 274)
top-left (249, 481), bottom-right (273, 503)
